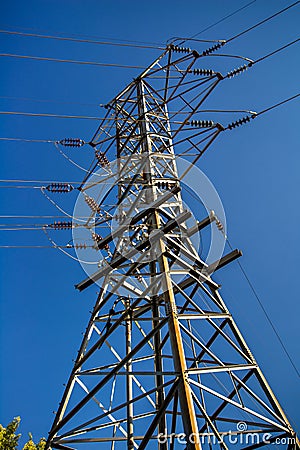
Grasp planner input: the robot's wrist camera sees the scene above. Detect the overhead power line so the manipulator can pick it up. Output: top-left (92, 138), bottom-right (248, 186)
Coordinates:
top-left (0, 88), bottom-right (299, 126)
top-left (0, 24), bottom-right (164, 46)
top-left (0, 245), bottom-right (96, 250)
top-left (0, 29), bottom-right (221, 47)
top-left (0, 111), bottom-right (103, 120)
top-left (188, 0), bottom-right (257, 39)
top-left (256, 93), bottom-right (300, 116)
top-left (226, 240), bottom-right (300, 378)
top-left (227, 1), bottom-right (300, 43)
top-left (224, 93), bottom-right (300, 130)
top-left (0, 53), bottom-right (146, 69)
top-left (0, 111), bottom-right (186, 125)
top-left (180, 1), bottom-right (300, 45)
top-left (0, 137), bottom-right (54, 143)
top-left (250, 38), bottom-right (300, 65)
top-left (0, 29), bottom-right (164, 50)
top-left (0, 95), bottom-right (98, 107)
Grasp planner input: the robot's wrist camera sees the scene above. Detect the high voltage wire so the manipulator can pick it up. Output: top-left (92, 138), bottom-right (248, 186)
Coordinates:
top-left (226, 240), bottom-right (300, 378)
top-left (0, 110), bottom-right (187, 123)
top-left (0, 245), bottom-right (72, 248)
top-left (227, 1), bottom-right (300, 43)
top-left (180, 181), bottom-right (300, 379)
top-left (1, 3), bottom-right (299, 72)
top-left (0, 29), bottom-right (165, 50)
top-left (180, 1), bottom-right (300, 45)
top-left (221, 92), bottom-right (300, 128)
top-left (0, 111), bottom-right (104, 120)
top-left (0, 24), bottom-right (164, 46)
top-left (249, 38), bottom-right (300, 65)
top-left (0, 95), bottom-right (98, 107)
top-left (0, 29), bottom-right (220, 48)
top-left (182, 0), bottom-right (257, 40)
top-left (0, 92), bottom-right (299, 143)
top-left (255, 93), bottom-right (300, 116)
top-left (0, 53), bottom-right (146, 69)
top-left (0, 137), bottom-right (54, 143)
top-left (0, 38), bottom-right (300, 128)
top-left (0, 215), bottom-right (90, 218)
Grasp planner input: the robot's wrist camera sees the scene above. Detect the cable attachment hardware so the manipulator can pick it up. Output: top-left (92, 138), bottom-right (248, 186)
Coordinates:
top-left (74, 243), bottom-right (88, 249)
top-left (48, 221), bottom-right (73, 230)
top-left (169, 44), bottom-right (191, 54)
top-left (190, 120), bottom-right (214, 128)
top-left (134, 272), bottom-right (143, 283)
top-left (58, 138), bottom-right (85, 147)
top-left (192, 68), bottom-right (215, 76)
top-left (227, 64), bottom-right (248, 78)
top-left (85, 195), bottom-right (101, 214)
top-left (95, 150), bottom-right (110, 168)
top-left (156, 181), bottom-right (174, 190)
top-left (227, 116), bottom-right (252, 130)
top-left (46, 183), bottom-right (74, 193)
top-left (201, 42), bottom-right (225, 56)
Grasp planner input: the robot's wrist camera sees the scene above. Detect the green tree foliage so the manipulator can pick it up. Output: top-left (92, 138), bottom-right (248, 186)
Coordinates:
top-left (0, 418), bottom-right (46, 450)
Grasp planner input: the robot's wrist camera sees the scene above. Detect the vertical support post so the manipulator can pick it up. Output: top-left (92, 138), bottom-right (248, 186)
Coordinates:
top-left (126, 297), bottom-right (134, 450)
top-left (137, 78), bottom-right (201, 450)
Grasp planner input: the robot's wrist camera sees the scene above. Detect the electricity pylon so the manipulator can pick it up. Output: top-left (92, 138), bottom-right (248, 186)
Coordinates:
top-left (45, 44), bottom-right (299, 449)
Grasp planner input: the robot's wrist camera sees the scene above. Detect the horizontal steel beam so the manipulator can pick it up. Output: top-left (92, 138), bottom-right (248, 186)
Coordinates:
top-left (207, 249), bottom-right (242, 274)
top-left (94, 185), bottom-right (181, 251)
top-left (76, 209), bottom-right (190, 291)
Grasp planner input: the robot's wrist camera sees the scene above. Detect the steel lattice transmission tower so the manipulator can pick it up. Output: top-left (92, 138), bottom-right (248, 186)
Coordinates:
top-left (45, 45), bottom-right (299, 450)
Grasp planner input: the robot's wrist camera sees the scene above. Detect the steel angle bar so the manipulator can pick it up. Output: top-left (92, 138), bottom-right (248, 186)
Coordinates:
top-left (74, 377), bottom-right (132, 447)
top-left (189, 379), bottom-right (290, 432)
top-left (138, 379), bottom-right (180, 450)
top-left (76, 209), bottom-right (190, 291)
top-left (90, 185), bottom-right (181, 251)
top-left (165, 235), bottom-right (206, 266)
top-left (165, 249), bottom-right (218, 289)
top-left (58, 379), bottom-right (176, 441)
top-left (50, 318), bottom-right (169, 435)
top-left (187, 363), bottom-right (257, 375)
top-left (178, 322), bottom-right (224, 365)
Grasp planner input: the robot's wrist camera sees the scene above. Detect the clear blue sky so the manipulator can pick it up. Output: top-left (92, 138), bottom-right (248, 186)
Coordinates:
top-left (0, 0), bottom-right (299, 446)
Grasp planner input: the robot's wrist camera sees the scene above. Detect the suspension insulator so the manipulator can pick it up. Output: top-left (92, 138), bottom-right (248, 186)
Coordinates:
top-left (46, 183), bottom-right (74, 193)
top-left (48, 221), bottom-right (73, 230)
top-left (227, 64), bottom-right (248, 78)
top-left (193, 68), bottom-right (214, 76)
top-left (92, 233), bottom-right (102, 243)
top-left (85, 196), bottom-right (101, 214)
top-left (215, 218), bottom-right (224, 232)
top-left (98, 210), bottom-right (111, 220)
top-left (201, 42), bottom-right (225, 57)
top-left (210, 211), bottom-right (224, 232)
top-left (59, 138), bottom-right (85, 147)
top-left (227, 116), bottom-right (251, 130)
top-left (190, 120), bottom-right (214, 128)
top-left (169, 44), bottom-right (191, 54)
top-left (74, 243), bottom-right (88, 249)
top-left (92, 233), bottom-right (110, 251)
top-left (95, 150), bottom-right (110, 168)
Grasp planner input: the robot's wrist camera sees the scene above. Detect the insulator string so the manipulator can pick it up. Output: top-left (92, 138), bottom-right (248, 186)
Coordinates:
top-left (42, 227), bottom-right (99, 264)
